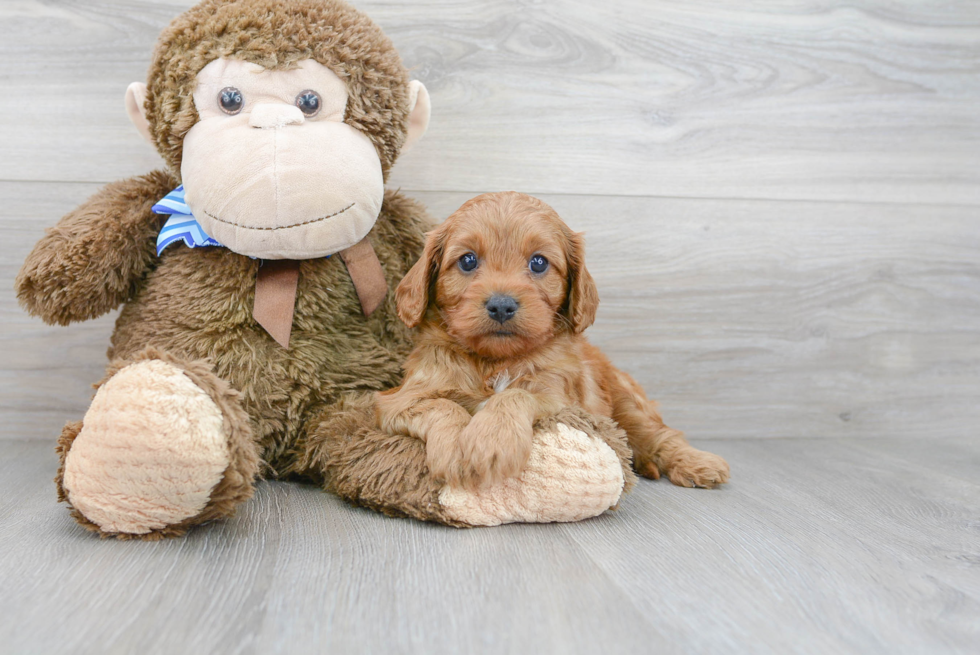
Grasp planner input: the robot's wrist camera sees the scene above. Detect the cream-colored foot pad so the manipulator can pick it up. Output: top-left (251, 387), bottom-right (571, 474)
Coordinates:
top-left (439, 423), bottom-right (625, 526)
top-left (63, 360), bottom-right (230, 534)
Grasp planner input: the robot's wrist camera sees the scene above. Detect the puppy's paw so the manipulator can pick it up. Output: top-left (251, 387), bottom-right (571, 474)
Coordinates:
top-left (664, 448), bottom-right (730, 489)
top-left (634, 457), bottom-right (662, 481)
top-left (451, 411), bottom-right (533, 490)
top-left (424, 425), bottom-right (465, 486)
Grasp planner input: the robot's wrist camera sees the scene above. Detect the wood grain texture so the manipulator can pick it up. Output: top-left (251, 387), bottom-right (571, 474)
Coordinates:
top-left (559, 437), bottom-right (980, 654)
top-left (1, 3), bottom-right (977, 652)
top-left (411, 192), bottom-right (980, 440)
top-left (2, 2), bottom-right (978, 652)
top-left (0, 1), bottom-right (978, 204)
top-left (0, 182), bottom-right (118, 441)
top-left (1, 438), bottom-right (977, 654)
top-left (4, 181), bottom-right (976, 440)
top-left (1, 1), bottom-right (976, 440)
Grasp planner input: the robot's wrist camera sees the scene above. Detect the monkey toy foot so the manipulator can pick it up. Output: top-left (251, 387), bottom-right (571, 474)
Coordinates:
top-left (438, 419), bottom-right (630, 526)
top-left (57, 352), bottom-right (259, 539)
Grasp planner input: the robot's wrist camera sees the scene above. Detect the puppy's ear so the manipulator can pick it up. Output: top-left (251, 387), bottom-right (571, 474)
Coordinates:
top-left (563, 229), bottom-right (599, 333)
top-left (396, 222), bottom-right (448, 328)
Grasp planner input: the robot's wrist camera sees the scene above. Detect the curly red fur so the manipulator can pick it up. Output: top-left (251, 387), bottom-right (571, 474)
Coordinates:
top-left (380, 191), bottom-right (730, 490)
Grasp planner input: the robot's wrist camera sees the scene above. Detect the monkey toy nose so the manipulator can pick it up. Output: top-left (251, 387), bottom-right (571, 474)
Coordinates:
top-left (486, 295), bottom-right (519, 324)
top-left (249, 104), bottom-right (305, 129)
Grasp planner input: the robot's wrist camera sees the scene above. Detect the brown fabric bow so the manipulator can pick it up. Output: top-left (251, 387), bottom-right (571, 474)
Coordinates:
top-left (253, 237), bottom-right (387, 348)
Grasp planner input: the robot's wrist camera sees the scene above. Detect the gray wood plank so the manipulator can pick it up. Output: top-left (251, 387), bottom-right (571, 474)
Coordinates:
top-left (3, 182), bottom-right (978, 441)
top-left (1, 438), bottom-right (977, 654)
top-left (561, 437), bottom-right (980, 654)
top-left (849, 436), bottom-right (980, 485)
top-left (0, 440), bottom-right (656, 655)
top-left (1, 1), bottom-right (978, 204)
top-left (245, 490), bottom-right (657, 655)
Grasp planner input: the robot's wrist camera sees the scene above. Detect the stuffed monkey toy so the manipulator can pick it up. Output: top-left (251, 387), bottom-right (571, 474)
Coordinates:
top-left (15, 0), bottom-right (633, 539)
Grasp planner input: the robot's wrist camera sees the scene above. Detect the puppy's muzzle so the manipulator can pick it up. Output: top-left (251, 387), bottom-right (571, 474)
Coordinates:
top-left (486, 294), bottom-right (519, 324)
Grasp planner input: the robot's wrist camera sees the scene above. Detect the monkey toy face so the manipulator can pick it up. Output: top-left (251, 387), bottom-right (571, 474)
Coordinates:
top-left (180, 59), bottom-right (384, 259)
top-left (124, 0), bottom-right (430, 260)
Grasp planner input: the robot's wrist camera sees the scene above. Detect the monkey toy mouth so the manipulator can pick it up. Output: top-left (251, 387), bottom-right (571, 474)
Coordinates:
top-left (202, 202), bottom-right (356, 231)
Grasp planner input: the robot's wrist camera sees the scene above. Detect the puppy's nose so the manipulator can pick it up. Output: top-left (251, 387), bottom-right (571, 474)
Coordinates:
top-left (486, 295), bottom-right (519, 324)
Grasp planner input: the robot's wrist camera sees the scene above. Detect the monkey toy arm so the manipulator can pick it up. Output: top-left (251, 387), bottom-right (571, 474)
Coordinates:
top-left (15, 170), bottom-right (176, 326)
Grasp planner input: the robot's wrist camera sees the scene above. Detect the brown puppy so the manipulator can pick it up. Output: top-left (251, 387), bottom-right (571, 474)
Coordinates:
top-left (377, 191), bottom-right (730, 491)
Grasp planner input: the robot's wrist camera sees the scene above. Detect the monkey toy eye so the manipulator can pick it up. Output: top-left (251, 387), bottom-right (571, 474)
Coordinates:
top-left (458, 252), bottom-right (479, 273)
top-left (295, 90), bottom-right (321, 117)
top-left (218, 87), bottom-right (244, 115)
top-left (529, 254), bottom-right (549, 274)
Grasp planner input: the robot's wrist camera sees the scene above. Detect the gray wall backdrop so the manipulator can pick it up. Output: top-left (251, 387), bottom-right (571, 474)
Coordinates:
top-left (1, 0), bottom-right (977, 441)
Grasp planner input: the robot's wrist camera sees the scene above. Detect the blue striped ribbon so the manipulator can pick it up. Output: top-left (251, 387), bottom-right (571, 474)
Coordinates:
top-left (152, 185), bottom-right (223, 255)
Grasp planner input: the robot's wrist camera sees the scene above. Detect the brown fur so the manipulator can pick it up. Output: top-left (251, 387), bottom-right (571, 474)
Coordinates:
top-left (292, 397), bottom-right (635, 526)
top-left (146, 0), bottom-right (412, 180)
top-left (54, 348), bottom-right (261, 539)
top-left (15, 171), bottom-right (173, 326)
top-left (16, 0), bottom-right (440, 537)
top-left (105, 189), bottom-right (430, 472)
top-left (379, 192), bottom-right (730, 490)
top-left (17, 0), bottom-right (650, 537)
top-left (40, 180), bottom-right (431, 539)
top-left (291, 393), bottom-right (466, 526)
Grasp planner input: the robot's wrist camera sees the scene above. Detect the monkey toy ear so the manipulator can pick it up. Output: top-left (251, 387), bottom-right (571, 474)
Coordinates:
top-left (125, 82), bottom-right (154, 146)
top-left (403, 80), bottom-right (430, 151)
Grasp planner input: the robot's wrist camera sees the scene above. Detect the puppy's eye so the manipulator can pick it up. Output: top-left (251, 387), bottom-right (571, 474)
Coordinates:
top-left (295, 90), bottom-right (321, 117)
top-left (529, 254), bottom-right (549, 274)
top-left (218, 87), bottom-right (244, 115)
top-left (458, 252), bottom-right (479, 273)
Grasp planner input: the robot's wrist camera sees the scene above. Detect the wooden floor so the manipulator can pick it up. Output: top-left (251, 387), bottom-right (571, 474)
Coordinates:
top-left (2, 437), bottom-right (978, 654)
top-left (1, 1), bottom-right (978, 653)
